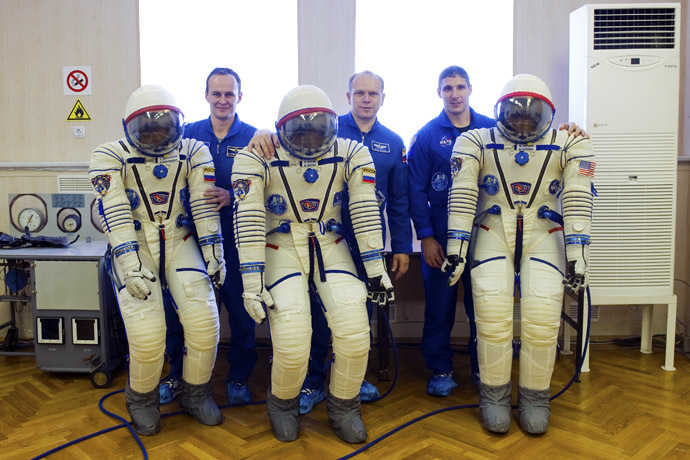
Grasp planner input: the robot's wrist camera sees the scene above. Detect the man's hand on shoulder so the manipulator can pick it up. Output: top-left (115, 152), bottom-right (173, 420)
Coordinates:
top-left (248, 129), bottom-right (280, 159)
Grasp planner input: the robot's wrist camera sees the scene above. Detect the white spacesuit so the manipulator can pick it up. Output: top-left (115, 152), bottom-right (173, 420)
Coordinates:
top-left (443, 74), bottom-right (594, 434)
top-left (89, 85), bottom-right (225, 435)
top-left (231, 85), bottom-right (392, 443)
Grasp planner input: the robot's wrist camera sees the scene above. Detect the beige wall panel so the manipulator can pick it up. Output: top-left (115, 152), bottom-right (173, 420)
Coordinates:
top-left (0, 0), bottom-right (140, 165)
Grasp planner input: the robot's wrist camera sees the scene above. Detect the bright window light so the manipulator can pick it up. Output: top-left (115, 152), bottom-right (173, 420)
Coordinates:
top-left (139, 0), bottom-right (298, 131)
top-left (355, 0), bottom-right (514, 145)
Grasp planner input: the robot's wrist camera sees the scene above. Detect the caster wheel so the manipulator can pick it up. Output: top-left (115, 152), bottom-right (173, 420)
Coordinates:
top-left (90, 367), bottom-right (113, 388)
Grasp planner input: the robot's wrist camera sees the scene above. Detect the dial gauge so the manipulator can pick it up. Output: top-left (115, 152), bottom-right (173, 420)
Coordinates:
top-left (57, 207), bottom-right (82, 233)
top-left (9, 193), bottom-right (49, 234)
top-left (18, 208), bottom-right (46, 233)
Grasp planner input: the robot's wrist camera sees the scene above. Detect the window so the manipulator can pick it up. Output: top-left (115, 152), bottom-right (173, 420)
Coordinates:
top-left (355, 0), bottom-right (514, 144)
top-left (139, 0), bottom-right (298, 130)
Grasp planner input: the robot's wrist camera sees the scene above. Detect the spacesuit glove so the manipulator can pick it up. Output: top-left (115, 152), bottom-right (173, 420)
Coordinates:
top-left (201, 243), bottom-right (226, 289)
top-left (367, 274), bottom-right (394, 309)
top-left (441, 255), bottom-right (465, 287)
top-left (116, 250), bottom-right (156, 300)
top-left (564, 259), bottom-right (588, 295)
top-left (123, 269), bottom-right (156, 300)
top-left (241, 290), bottom-right (274, 324)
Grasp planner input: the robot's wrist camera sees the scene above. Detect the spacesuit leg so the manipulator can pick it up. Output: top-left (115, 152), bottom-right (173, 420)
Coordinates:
top-left (166, 236), bottom-right (221, 425)
top-left (315, 257), bottom-right (370, 444)
top-left (300, 292), bottom-right (330, 414)
top-left (114, 247), bottom-right (166, 394)
top-left (517, 231), bottom-right (565, 434)
top-left (471, 233), bottom-right (515, 433)
top-left (264, 247), bottom-right (311, 441)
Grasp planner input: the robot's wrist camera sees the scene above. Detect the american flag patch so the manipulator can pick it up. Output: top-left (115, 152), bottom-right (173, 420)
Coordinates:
top-left (204, 167), bottom-right (215, 182)
top-left (362, 167), bottom-right (376, 184)
top-left (579, 160), bottom-right (595, 177)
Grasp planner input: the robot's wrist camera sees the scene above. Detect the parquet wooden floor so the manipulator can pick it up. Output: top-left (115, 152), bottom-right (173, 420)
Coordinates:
top-left (1, 341), bottom-right (689, 460)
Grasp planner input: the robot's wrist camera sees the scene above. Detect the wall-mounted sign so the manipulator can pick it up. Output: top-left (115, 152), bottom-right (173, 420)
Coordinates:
top-left (63, 66), bottom-right (92, 95)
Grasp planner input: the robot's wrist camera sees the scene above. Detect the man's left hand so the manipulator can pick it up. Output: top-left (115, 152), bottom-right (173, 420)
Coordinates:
top-left (558, 122), bottom-right (590, 139)
top-left (390, 253), bottom-right (410, 281)
top-left (204, 185), bottom-right (230, 212)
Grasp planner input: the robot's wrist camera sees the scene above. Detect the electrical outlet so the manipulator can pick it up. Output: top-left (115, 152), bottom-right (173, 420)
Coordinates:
top-left (73, 126), bottom-right (85, 138)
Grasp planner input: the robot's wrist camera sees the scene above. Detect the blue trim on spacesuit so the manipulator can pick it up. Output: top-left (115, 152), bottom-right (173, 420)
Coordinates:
top-left (529, 257), bottom-right (564, 277)
top-left (266, 272), bottom-right (302, 290)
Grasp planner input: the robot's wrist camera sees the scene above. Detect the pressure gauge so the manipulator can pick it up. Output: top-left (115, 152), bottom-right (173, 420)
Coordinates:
top-left (9, 193), bottom-right (49, 234)
top-left (56, 207), bottom-right (82, 233)
top-left (18, 207), bottom-right (46, 233)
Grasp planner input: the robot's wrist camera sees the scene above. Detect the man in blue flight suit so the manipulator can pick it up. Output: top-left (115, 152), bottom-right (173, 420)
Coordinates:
top-left (407, 66), bottom-right (494, 396)
top-left (160, 67), bottom-right (263, 405)
top-left (408, 66), bottom-right (585, 397)
top-left (299, 71), bottom-right (413, 414)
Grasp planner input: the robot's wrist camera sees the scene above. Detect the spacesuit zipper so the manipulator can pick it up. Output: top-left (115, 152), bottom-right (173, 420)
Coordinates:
top-left (159, 225), bottom-right (167, 289)
top-left (308, 232), bottom-right (327, 284)
top-left (514, 212), bottom-right (523, 297)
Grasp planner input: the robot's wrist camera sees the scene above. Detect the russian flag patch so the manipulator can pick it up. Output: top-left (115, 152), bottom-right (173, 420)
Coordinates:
top-left (204, 167), bottom-right (215, 182)
top-left (362, 167), bottom-right (376, 184)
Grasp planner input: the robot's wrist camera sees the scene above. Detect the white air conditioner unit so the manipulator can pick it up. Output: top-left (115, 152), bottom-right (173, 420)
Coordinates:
top-left (569, 3), bottom-right (680, 301)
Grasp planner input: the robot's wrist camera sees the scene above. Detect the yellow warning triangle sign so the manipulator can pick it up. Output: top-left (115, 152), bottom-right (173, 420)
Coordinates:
top-left (67, 99), bottom-right (91, 121)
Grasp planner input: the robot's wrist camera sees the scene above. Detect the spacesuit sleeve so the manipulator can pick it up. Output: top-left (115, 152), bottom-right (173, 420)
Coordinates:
top-left (231, 148), bottom-right (269, 273)
top-left (88, 142), bottom-right (139, 255)
top-left (561, 135), bottom-right (595, 259)
top-left (343, 140), bottom-right (386, 278)
top-left (446, 131), bottom-right (482, 260)
top-left (186, 140), bottom-right (224, 250)
top-left (406, 130), bottom-right (435, 240)
top-left (386, 142), bottom-right (413, 254)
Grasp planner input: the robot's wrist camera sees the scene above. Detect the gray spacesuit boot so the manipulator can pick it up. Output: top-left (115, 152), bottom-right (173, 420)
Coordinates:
top-left (125, 383), bottom-right (161, 436)
top-left (478, 381), bottom-right (512, 433)
top-left (178, 379), bottom-right (222, 426)
top-left (266, 390), bottom-right (300, 442)
top-left (518, 386), bottom-right (551, 434)
top-left (325, 393), bottom-right (367, 443)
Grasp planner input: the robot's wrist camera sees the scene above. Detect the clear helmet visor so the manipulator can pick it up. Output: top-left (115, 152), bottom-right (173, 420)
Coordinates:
top-left (278, 111), bottom-right (337, 159)
top-left (125, 109), bottom-right (184, 156)
top-left (495, 95), bottom-right (554, 144)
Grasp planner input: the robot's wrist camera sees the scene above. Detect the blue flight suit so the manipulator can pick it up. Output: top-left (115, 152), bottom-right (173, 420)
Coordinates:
top-left (407, 107), bottom-right (495, 380)
top-left (164, 114), bottom-right (258, 384)
top-left (303, 112), bottom-right (412, 392)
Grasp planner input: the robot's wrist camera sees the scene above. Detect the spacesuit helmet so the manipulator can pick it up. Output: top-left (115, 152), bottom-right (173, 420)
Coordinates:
top-left (276, 85), bottom-right (338, 160)
top-left (494, 74), bottom-right (555, 144)
top-left (123, 85), bottom-right (184, 157)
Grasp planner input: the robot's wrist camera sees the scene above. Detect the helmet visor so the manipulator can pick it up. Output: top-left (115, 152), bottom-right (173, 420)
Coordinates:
top-left (126, 109), bottom-right (183, 156)
top-left (278, 111), bottom-right (337, 159)
top-left (495, 96), bottom-right (553, 143)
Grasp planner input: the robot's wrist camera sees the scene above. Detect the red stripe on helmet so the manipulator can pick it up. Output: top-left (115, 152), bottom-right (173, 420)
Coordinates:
top-left (276, 108), bottom-right (337, 129)
top-left (125, 105), bottom-right (182, 124)
top-left (497, 91), bottom-right (554, 110)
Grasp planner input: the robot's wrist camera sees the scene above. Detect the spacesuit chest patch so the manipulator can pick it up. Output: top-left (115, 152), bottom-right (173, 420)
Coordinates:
top-left (431, 172), bottom-right (448, 191)
top-left (450, 158), bottom-right (463, 177)
top-left (481, 175), bottom-right (500, 195)
top-left (126, 189), bottom-right (140, 210)
top-left (267, 194), bottom-right (287, 215)
top-left (300, 198), bottom-right (320, 212)
top-left (150, 191), bottom-right (170, 205)
top-left (511, 182), bottom-right (532, 195)
top-left (91, 175), bottom-right (111, 196)
top-left (232, 179), bottom-right (251, 201)
top-left (333, 190), bottom-right (345, 207)
top-left (204, 167), bottom-right (215, 182)
top-left (371, 141), bottom-right (390, 153)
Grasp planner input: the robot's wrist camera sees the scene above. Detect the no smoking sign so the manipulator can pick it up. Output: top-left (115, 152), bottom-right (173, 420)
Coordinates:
top-left (63, 66), bottom-right (92, 95)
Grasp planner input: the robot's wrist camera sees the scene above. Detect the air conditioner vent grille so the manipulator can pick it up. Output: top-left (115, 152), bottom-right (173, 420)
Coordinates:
top-left (593, 8), bottom-right (676, 49)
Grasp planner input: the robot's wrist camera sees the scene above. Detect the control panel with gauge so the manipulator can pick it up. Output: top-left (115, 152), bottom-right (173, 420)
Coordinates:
top-left (8, 193), bottom-right (106, 241)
